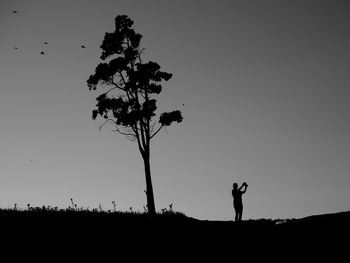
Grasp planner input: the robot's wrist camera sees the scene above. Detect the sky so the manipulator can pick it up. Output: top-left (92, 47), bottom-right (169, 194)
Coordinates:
top-left (0, 0), bottom-right (350, 221)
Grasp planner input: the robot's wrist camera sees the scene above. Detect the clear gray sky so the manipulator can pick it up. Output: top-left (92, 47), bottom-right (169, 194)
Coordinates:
top-left (1, 0), bottom-right (349, 220)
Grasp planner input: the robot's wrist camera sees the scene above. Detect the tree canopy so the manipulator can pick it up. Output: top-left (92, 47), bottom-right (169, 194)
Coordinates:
top-left (87, 15), bottom-right (182, 147)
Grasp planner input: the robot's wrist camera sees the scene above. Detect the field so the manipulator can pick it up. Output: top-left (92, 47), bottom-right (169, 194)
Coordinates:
top-left (1, 207), bottom-right (348, 260)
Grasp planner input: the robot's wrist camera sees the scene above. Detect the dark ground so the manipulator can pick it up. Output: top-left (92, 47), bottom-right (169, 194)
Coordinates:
top-left (1, 209), bottom-right (348, 260)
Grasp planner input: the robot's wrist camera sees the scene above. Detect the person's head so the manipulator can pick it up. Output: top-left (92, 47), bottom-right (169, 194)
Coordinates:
top-left (233, 183), bottom-right (238, 190)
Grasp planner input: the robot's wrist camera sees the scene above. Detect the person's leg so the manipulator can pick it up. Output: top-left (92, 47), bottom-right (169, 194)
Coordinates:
top-left (236, 203), bottom-right (243, 221)
top-left (234, 204), bottom-right (239, 221)
top-left (239, 206), bottom-right (243, 221)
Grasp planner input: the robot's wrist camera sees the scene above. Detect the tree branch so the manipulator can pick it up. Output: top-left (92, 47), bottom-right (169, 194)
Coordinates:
top-left (132, 123), bottom-right (145, 154)
top-left (139, 119), bottom-right (147, 150)
top-left (111, 81), bottom-right (125, 91)
top-left (119, 71), bottom-right (128, 87)
top-left (149, 120), bottom-right (156, 135)
top-left (150, 124), bottom-right (164, 140)
top-left (99, 118), bottom-right (135, 137)
top-left (103, 84), bottom-right (122, 97)
top-left (99, 118), bottom-right (117, 131)
top-left (119, 71), bottom-right (135, 100)
top-left (137, 48), bottom-right (145, 64)
top-left (112, 126), bottom-right (136, 138)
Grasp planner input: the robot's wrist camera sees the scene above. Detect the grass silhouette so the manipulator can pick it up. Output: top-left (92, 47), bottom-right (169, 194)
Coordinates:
top-left (1, 202), bottom-right (348, 259)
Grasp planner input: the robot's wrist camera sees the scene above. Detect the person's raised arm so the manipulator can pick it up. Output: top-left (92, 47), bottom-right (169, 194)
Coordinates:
top-left (241, 182), bottom-right (248, 194)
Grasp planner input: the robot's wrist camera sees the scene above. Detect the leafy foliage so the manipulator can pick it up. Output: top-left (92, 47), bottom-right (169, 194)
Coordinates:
top-left (159, 110), bottom-right (183, 126)
top-left (87, 15), bottom-right (182, 143)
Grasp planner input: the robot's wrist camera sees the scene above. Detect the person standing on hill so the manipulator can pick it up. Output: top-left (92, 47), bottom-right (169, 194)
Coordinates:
top-left (232, 182), bottom-right (248, 221)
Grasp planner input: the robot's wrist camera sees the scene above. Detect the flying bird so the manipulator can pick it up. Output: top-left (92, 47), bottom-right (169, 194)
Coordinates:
top-left (14, 47), bottom-right (18, 50)
top-left (40, 51), bottom-right (45, 55)
top-left (44, 42), bottom-right (48, 45)
top-left (12, 10), bottom-right (18, 14)
top-left (81, 45), bottom-right (86, 48)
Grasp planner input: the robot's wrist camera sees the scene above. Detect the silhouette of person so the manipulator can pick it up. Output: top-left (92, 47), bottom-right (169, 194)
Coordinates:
top-left (232, 182), bottom-right (248, 221)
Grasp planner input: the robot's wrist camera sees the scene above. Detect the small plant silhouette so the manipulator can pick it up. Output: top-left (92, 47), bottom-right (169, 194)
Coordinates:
top-left (70, 198), bottom-right (76, 211)
top-left (143, 205), bottom-right (148, 213)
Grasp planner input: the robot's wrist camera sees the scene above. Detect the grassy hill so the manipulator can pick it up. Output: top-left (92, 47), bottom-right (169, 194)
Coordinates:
top-left (1, 208), bottom-right (348, 259)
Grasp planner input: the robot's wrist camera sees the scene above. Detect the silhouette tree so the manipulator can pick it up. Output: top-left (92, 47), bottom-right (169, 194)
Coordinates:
top-left (87, 15), bottom-right (183, 216)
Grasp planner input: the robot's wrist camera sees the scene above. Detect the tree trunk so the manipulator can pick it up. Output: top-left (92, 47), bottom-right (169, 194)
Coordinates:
top-left (143, 151), bottom-right (156, 215)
